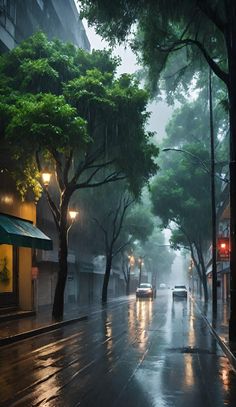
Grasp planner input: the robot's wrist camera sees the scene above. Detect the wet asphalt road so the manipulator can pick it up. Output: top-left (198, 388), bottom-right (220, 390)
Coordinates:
top-left (1, 290), bottom-right (236, 407)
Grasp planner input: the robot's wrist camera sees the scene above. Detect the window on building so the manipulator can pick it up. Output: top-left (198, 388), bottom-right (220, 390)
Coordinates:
top-left (0, 244), bottom-right (13, 294)
top-left (0, 0), bottom-right (16, 23)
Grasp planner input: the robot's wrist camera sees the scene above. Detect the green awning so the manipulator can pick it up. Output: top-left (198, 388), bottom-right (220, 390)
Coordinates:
top-left (0, 213), bottom-right (53, 250)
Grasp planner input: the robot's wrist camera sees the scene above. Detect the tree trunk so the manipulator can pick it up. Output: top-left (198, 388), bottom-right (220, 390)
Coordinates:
top-left (52, 210), bottom-right (68, 320)
top-left (201, 266), bottom-right (208, 303)
top-left (198, 247), bottom-right (209, 302)
top-left (193, 244), bottom-right (208, 303)
top-left (126, 266), bottom-right (130, 295)
top-left (102, 253), bottom-right (112, 303)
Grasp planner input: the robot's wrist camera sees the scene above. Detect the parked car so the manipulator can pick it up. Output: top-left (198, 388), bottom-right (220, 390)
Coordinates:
top-left (136, 283), bottom-right (154, 299)
top-left (172, 285), bottom-right (188, 299)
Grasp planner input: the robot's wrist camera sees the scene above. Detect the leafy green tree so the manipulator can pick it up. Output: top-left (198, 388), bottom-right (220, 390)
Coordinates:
top-left (151, 147), bottom-right (212, 300)
top-left (125, 205), bottom-right (154, 242)
top-left (92, 187), bottom-right (134, 302)
top-left (0, 33), bottom-right (158, 319)
top-left (89, 182), bottom-right (155, 300)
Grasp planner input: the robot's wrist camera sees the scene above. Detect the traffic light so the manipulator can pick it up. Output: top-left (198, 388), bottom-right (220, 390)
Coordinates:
top-left (217, 237), bottom-right (230, 261)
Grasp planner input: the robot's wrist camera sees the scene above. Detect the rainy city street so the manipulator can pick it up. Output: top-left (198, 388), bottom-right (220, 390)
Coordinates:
top-left (1, 291), bottom-right (236, 407)
top-left (2, 2), bottom-right (236, 406)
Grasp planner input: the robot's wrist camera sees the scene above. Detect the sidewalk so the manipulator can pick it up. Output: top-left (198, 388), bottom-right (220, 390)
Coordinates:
top-left (1, 296), bottom-right (236, 372)
top-left (193, 296), bottom-right (236, 370)
top-left (0, 303), bottom-right (92, 346)
top-left (0, 297), bottom-right (129, 347)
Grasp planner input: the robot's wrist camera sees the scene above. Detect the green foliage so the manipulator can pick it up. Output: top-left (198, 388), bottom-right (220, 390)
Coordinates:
top-left (7, 93), bottom-right (88, 154)
top-left (79, 1), bottom-right (228, 98)
top-left (151, 149), bottom-right (212, 248)
top-left (125, 205), bottom-right (154, 242)
top-left (150, 89), bottom-right (227, 251)
top-left (0, 32), bottom-right (159, 200)
top-left (170, 229), bottom-right (189, 250)
top-left (19, 58), bottom-right (59, 92)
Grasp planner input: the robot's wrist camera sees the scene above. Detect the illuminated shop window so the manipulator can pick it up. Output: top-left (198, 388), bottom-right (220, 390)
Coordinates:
top-left (0, 244), bottom-right (13, 293)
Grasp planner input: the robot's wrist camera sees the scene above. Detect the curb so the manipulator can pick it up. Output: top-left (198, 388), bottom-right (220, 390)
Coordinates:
top-left (193, 297), bottom-right (236, 371)
top-left (0, 314), bottom-right (88, 347)
top-left (0, 310), bottom-right (36, 323)
top-left (201, 312), bottom-right (236, 371)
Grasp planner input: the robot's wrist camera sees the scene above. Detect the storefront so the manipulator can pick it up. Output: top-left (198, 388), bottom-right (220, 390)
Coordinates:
top-left (0, 212), bottom-right (52, 311)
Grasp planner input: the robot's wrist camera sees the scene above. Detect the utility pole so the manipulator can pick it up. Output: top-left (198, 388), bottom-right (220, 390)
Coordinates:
top-left (209, 68), bottom-right (217, 319)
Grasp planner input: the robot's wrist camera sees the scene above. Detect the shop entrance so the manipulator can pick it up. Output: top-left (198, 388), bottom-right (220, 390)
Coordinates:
top-left (0, 245), bottom-right (18, 307)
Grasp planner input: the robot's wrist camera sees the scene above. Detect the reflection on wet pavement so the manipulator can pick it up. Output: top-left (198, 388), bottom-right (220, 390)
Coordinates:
top-left (0, 291), bottom-right (236, 406)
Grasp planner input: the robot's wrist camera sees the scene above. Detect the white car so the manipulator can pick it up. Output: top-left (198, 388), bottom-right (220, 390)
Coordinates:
top-left (136, 283), bottom-right (154, 299)
top-left (172, 285), bottom-right (188, 299)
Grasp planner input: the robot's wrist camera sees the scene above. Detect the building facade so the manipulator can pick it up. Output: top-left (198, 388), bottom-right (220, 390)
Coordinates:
top-left (0, 172), bottom-right (52, 311)
top-left (0, 0), bottom-right (90, 53)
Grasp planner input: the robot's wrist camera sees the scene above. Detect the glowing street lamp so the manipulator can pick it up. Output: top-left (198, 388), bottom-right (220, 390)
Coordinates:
top-left (128, 254), bottom-right (135, 268)
top-left (68, 209), bottom-right (79, 221)
top-left (41, 169), bottom-right (52, 187)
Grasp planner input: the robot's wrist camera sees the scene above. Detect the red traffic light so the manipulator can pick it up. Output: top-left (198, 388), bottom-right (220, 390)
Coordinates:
top-left (217, 237), bottom-right (230, 261)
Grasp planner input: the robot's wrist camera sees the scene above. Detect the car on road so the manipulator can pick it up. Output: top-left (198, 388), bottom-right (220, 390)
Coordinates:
top-left (172, 285), bottom-right (188, 299)
top-left (136, 283), bottom-right (154, 299)
top-left (159, 283), bottom-right (166, 289)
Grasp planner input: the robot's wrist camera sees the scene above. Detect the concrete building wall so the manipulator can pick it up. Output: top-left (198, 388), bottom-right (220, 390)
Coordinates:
top-left (0, 0), bottom-right (90, 52)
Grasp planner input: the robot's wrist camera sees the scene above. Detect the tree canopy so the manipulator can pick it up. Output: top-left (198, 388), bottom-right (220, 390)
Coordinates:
top-left (0, 32), bottom-right (159, 201)
top-left (79, 0), bottom-right (229, 97)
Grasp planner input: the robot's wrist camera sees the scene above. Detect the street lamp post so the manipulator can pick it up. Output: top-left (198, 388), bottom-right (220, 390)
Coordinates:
top-left (209, 68), bottom-right (217, 319)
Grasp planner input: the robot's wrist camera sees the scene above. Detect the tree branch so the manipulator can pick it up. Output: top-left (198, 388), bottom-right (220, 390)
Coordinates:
top-left (93, 217), bottom-right (107, 235)
top-left (157, 38), bottom-right (229, 85)
top-left (75, 172), bottom-right (126, 189)
top-left (44, 189), bottom-right (60, 230)
top-left (71, 145), bottom-right (106, 184)
top-left (113, 197), bottom-right (134, 242)
top-left (197, 0), bottom-right (225, 33)
top-left (113, 238), bottom-right (132, 258)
